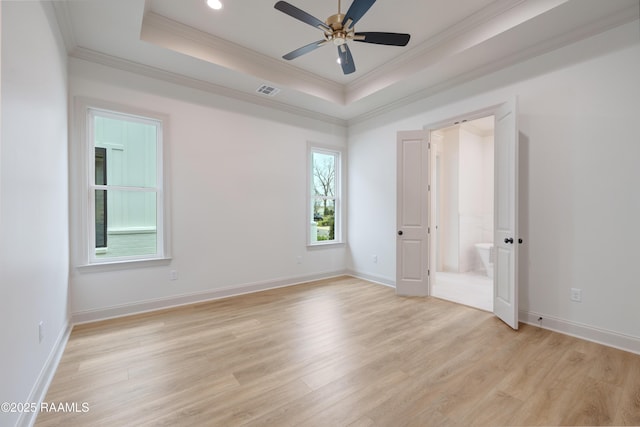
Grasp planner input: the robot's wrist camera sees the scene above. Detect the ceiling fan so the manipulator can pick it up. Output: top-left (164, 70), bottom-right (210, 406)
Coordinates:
top-left (274, 0), bottom-right (410, 75)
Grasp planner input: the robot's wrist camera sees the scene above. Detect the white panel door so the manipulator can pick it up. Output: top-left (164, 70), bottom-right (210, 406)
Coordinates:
top-left (396, 130), bottom-right (430, 296)
top-left (493, 99), bottom-right (519, 329)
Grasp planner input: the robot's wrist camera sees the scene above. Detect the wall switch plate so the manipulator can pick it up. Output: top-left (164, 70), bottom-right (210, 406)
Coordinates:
top-left (296, 256), bottom-right (302, 264)
top-left (372, 255), bottom-right (378, 264)
top-left (38, 321), bottom-right (44, 343)
top-left (570, 288), bottom-right (582, 302)
top-left (170, 270), bottom-right (178, 281)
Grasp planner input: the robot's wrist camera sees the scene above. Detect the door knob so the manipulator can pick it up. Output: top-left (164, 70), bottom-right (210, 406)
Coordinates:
top-left (504, 237), bottom-right (514, 244)
top-left (398, 230), bottom-right (403, 236)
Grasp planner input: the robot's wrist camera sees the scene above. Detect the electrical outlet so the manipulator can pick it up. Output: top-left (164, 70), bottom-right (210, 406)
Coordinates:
top-left (169, 270), bottom-right (178, 281)
top-left (570, 288), bottom-right (582, 302)
top-left (372, 255), bottom-right (378, 264)
top-left (38, 321), bottom-right (44, 344)
top-left (296, 256), bottom-right (302, 264)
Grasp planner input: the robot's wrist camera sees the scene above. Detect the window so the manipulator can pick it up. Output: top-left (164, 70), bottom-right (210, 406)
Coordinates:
top-left (308, 144), bottom-right (344, 245)
top-left (72, 98), bottom-right (170, 267)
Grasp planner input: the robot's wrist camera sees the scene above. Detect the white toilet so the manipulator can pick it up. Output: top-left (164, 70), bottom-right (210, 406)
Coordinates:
top-left (474, 243), bottom-right (494, 278)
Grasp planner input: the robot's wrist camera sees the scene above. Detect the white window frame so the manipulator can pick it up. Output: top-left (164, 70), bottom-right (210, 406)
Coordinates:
top-left (71, 98), bottom-right (171, 269)
top-left (307, 142), bottom-right (346, 247)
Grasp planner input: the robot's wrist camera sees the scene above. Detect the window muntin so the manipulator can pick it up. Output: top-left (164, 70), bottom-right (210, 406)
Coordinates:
top-left (88, 108), bottom-right (164, 263)
top-left (309, 146), bottom-right (342, 245)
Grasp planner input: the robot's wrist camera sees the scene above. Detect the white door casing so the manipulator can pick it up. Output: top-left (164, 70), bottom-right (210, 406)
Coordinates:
top-left (396, 130), bottom-right (430, 296)
top-left (493, 99), bottom-right (519, 329)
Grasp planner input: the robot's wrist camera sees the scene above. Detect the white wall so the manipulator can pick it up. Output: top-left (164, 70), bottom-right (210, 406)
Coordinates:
top-left (459, 127), bottom-right (487, 273)
top-left (69, 59), bottom-right (348, 320)
top-left (441, 127), bottom-right (460, 272)
top-left (0, 3), bottom-right (70, 427)
top-left (348, 21), bottom-right (640, 346)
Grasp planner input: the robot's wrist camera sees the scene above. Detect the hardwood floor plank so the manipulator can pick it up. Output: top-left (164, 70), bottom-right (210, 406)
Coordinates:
top-left (297, 369), bottom-right (410, 427)
top-left (587, 344), bottom-right (638, 387)
top-left (614, 354), bottom-right (640, 425)
top-left (462, 389), bottom-right (524, 427)
top-left (405, 409), bottom-right (461, 427)
top-left (245, 351), bottom-right (407, 426)
top-left (175, 379), bottom-right (314, 426)
top-left (346, 415), bottom-right (375, 427)
top-left (36, 276), bottom-right (640, 426)
top-left (559, 375), bottom-right (622, 426)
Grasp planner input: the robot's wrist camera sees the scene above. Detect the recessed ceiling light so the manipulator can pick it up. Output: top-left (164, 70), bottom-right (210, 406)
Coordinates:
top-left (207, 0), bottom-right (223, 10)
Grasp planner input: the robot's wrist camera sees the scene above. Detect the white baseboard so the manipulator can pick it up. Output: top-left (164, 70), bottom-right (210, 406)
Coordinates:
top-left (18, 321), bottom-right (72, 427)
top-left (520, 310), bottom-right (640, 355)
top-left (346, 270), bottom-right (396, 288)
top-left (71, 270), bottom-right (348, 324)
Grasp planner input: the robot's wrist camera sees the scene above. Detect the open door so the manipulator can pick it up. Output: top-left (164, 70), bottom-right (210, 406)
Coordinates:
top-left (396, 130), bottom-right (430, 296)
top-left (493, 99), bottom-right (519, 329)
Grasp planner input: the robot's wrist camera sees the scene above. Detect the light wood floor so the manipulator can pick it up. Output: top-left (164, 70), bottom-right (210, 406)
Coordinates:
top-left (37, 276), bottom-right (640, 426)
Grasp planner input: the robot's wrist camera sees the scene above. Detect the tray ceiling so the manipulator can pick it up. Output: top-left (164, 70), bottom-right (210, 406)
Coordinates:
top-left (54, 0), bottom-right (639, 124)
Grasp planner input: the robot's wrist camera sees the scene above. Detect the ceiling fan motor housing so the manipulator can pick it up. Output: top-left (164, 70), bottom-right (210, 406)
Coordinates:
top-left (326, 13), bottom-right (345, 30)
top-left (324, 13), bottom-right (354, 45)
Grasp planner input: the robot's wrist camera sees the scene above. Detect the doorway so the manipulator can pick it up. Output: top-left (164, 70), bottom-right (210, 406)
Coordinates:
top-left (429, 116), bottom-right (495, 311)
top-left (396, 98), bottom-right (518, 329)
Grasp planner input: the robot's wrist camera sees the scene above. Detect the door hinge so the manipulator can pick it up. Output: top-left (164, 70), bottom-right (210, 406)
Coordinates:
top-left (427, 269), bottom-right (430, 276)
top-left (428, 227), bottom-right (430, 234)
top-left (428, 184), bottom-right (431, 192)
top-left (428, 143), bottom-right (431, 149)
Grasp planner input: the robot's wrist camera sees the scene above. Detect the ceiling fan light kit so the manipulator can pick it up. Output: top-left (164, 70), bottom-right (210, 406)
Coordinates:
top-left (206, 0), bottom-right (223, 11)
top-left (274, 0), bottom-right (410, 75)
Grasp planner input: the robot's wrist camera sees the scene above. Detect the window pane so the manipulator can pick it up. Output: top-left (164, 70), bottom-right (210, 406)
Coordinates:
top-left (95, 147), bottom-right (107, 185)
top-left (95, 189), bottom-right (107, 249)
top-left (312, 152), bottom-right (336, 197)
top-left (94, 115), bottom-right (157, 188)
top-left (95, 190), bottom-right (157, 258)
top-left (312, 198), bottom-right (335, 242)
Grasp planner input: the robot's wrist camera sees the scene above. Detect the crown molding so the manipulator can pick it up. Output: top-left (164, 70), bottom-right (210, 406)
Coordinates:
top-left (69, 47), bottom-right (348, 128)
top-left (140, 11), bottom-right (346, 105)
top-left (50, 0), bottom-right (77, 53)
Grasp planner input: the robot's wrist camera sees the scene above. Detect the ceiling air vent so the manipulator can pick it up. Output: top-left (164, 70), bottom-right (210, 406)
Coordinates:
top-left (256, 84), bottom-right (280, 97)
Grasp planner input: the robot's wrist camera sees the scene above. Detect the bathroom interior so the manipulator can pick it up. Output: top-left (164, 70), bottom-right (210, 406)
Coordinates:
top-left (430, 116), bottom-right (495, 311)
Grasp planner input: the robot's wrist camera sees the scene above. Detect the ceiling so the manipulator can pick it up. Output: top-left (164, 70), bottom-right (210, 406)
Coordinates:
top-left (53, 0), bottom-right (639, 124)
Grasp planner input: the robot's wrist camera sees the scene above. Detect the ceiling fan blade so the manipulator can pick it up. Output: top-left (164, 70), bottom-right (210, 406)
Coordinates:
top-left (342, 0), bottom-right (376, 28)
top-left (274, 1), bottom-right (332, 32)
top-left (283, 40), bottom-right (327, 60)
top-left (338, 44), bottom-right (356, 75)
top-left (354, 32), bottom-right (410, 46)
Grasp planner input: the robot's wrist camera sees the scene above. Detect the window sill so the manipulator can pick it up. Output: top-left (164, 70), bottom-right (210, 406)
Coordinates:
top-left (307, 241), bottom-right (345, 249)
top-left (76, 257), bottom-right (172, 273)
